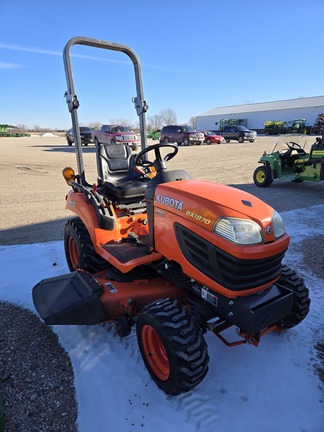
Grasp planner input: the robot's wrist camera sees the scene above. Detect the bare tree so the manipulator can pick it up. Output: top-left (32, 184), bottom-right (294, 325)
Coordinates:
top-left (109, 118), bottom-right (139, 130)
top-left (189, 116), bottom-right (197, 129)
top-left (89, 121), bottom-right (102, 129)
top-left (160, 108), bottom-right (177, 126)
top-left (16, 124), bottom-right (28, 131)
top-left (147, 114), bottom-right (163, 131)
top-left (128, 120), bottom-right (140, 132)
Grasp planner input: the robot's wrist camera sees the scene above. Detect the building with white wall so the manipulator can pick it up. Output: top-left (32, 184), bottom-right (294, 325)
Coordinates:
top-left (196, 96), bottom-right (324, 131)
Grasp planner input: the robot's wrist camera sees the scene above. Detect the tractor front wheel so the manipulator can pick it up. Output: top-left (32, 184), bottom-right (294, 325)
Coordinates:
top-left (64, 217), bottom-right (107, 273)
top-left (136, 298), bottom-right (209, 395)
top-left (278, 265), bottom-right (310, 329)
top-left (253, 166), bottom-right (273, 187)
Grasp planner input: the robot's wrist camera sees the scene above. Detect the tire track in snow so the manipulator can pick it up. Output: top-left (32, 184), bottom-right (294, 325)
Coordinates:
top-left (170, 392), bottom-right (221, 431)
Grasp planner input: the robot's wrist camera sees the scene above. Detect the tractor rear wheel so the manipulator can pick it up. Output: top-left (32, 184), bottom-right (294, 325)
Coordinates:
top-left (253, 165), bottom-right (273, 187)
top-left (64, 217), bottom-right (107, 273)
top-left (278, 265), bottom-right (310, 329)
top-left (136, 298), bottom-right (209, 395)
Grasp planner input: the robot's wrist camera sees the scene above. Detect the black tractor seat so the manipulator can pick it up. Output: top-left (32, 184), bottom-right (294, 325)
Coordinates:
top-left (96, 144), bottom-right (150, 203)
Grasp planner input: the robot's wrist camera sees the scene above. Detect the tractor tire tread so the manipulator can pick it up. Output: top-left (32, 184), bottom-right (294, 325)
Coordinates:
top-left (137, 298), bottom-right (209, 395)
top-left (65, 217), bottom-right (107, 273)
top-left (278, 265), bottom-right (310, 328)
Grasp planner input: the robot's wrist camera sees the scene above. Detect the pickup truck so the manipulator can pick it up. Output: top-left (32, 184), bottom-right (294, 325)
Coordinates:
top-left (214, 125), bottom-right (257, 143)
top-left (92, 125), bottom-right (139, 150)
top-left (66, 126), bottom-right (93, 146)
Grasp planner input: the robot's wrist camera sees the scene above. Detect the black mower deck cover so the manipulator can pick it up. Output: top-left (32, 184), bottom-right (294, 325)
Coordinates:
top-left (32, 270), bottom-right (106, 325)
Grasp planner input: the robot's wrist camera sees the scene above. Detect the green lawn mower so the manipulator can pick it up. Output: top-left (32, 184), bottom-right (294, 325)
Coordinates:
top-left (253, 134), bottom-right (324, 187)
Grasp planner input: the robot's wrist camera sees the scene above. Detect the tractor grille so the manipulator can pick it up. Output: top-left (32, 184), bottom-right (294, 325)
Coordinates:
top-left (175, 224), bottom-right (286, 291)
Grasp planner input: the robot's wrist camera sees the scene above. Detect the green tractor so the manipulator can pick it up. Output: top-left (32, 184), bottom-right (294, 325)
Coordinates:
top-left (287, 119), bottom-right (311, 135)
top-left (253, 134), bottom-right (324, 187)
top-left (146, 129), bottom-right (161, 140)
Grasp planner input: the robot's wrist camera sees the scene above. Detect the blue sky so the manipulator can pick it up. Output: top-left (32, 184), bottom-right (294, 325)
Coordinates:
top-left (1, 0), bottom-right (324, 129)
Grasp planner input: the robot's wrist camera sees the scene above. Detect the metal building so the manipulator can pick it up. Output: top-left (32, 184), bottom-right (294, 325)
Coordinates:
top-left (196, 95), bottom-right (324, 131)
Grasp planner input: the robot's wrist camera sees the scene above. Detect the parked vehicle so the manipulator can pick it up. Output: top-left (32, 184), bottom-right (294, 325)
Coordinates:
top-left (264, 119), bottom-right (312, 136)
top-left (203, 130), bottom-right (225, 145)
top-left (147, 129), bottom-right (161, 140)
top-left (264, 121), bottom-right (288, 136)
top-left (253, 134), bottom-right (324, 187)
top-left (66, 127), bottom-right (93, 146)
top-left (214, 125), bottom-right (257, 143)
top-left (160, 125), bottom-right (204, 146)
top-left (33, 36), bottom-right (310, 396)
top-left (92, 125), bottom-right (139, 150)
top-left (0, 124), bottom-right (30, 138)
top-left (288, 119), bottom-right (312, 135)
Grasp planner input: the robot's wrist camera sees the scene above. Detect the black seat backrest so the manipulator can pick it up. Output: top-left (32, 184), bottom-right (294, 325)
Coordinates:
top-left (97, 144), bottom-right (134, 184)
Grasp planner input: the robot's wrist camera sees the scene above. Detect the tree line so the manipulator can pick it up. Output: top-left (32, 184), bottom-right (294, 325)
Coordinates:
top-left (11, 108), bottom-right (197, 132)
top-left (89, 108), bottom-right (196, 131)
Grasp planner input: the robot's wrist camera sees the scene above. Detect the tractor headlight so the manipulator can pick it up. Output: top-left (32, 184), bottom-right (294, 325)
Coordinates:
top-left (272, 210), bottom-right (286, 239)
top-left (213, 218), bottom-right (263, 245)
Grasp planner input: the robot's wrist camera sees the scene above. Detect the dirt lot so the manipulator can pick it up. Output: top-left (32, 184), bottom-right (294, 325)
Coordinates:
top-left (0, 134), bottom-right (323, 245)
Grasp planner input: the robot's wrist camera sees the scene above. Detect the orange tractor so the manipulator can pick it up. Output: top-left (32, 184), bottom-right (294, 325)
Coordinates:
top-left (33, 37), bottom-right (310, 395)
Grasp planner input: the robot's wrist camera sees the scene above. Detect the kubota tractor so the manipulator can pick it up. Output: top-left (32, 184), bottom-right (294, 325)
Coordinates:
top-left (32, 37), bottom-right (310, 395)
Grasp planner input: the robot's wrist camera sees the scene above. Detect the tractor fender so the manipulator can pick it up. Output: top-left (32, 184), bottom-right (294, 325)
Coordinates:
top-left (65, 190), bottom-right (116, 248)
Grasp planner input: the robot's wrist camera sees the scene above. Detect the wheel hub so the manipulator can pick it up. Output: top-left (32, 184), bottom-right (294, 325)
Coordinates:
top-left (141, 325), bottom-right (170, 381)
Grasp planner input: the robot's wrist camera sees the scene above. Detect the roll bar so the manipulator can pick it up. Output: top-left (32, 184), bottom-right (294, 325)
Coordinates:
top-left (63, 36), bottom-right (148, 185)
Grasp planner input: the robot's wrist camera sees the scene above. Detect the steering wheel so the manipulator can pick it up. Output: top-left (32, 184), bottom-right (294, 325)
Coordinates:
top-left (135, 143), bottom-right (178, 172)
top-left (287, 141), bottom-right (306, 154)
top-left (287, 141), bottom-right (301, 150)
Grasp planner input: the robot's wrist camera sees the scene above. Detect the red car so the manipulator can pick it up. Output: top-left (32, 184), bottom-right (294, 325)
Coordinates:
top-left (203, 130), bottom-right (225, 145)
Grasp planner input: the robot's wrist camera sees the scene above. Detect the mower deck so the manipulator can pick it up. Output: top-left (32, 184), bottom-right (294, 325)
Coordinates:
top-left (33, 269), bottom-right (184, 326)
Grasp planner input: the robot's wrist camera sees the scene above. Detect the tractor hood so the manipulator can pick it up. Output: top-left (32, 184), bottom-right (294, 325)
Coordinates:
top-left (154, 180), bottom-right (283, 244)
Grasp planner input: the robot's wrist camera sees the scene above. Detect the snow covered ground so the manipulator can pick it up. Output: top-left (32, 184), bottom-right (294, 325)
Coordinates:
top-left (0, 205), bottom-right (323, 432)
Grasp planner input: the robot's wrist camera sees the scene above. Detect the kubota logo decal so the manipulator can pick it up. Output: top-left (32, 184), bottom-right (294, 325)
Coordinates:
top-left (156, 194), bottom-right (183, 211)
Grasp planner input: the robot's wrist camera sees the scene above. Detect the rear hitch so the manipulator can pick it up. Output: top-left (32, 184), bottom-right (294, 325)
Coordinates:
top-left (212, 323), bottom-right (282, 347)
